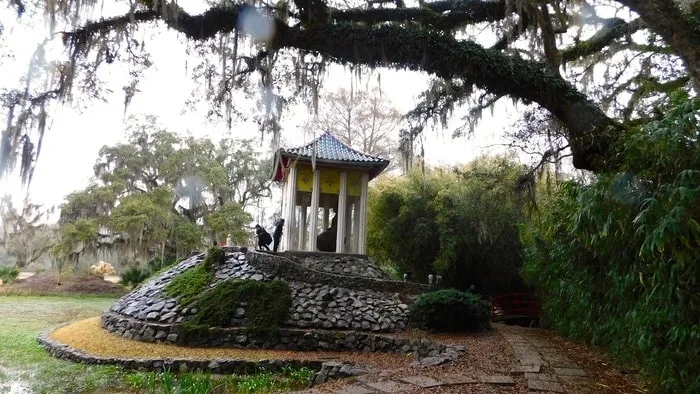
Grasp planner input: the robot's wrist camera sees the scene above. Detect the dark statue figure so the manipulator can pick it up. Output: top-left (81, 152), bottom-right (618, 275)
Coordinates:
top-left (316, 213), bottom-right (338, 252)
top-left (272, 218), bottom-right (285, 252)
top-left (255, 224), bottom-right (272, 251)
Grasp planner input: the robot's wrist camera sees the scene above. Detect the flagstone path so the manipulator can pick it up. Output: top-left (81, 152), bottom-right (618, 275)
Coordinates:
top-left (288, 323), bottom-right (643, 394)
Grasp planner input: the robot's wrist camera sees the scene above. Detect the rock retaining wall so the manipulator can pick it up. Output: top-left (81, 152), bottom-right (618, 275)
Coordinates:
top-left (247, 252), bottom-right (426, 294)
top-left (286, 253), bottom-right (391, 280)
top-left (102, 249), bottom-right (434, 352)
top-left (101, 311), bottom-right (464, 362)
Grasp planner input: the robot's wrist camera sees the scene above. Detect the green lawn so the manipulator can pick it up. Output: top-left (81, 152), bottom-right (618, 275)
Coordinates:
top-left (0, 296), bottom-right (127, 394)
top-left (0, 295), bottom-right (315, 394)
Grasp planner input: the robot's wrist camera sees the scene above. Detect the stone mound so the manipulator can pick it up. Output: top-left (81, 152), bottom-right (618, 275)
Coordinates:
top-left (101, 248), bottom-right (446, 355)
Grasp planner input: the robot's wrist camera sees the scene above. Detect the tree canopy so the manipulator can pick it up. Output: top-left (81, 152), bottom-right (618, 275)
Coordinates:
top-left (55, 116), bottom-right (265, 261)
top-left (0, 0), bottom-right (698, 183)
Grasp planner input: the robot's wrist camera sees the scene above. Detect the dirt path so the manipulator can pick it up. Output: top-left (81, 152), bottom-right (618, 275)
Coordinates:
top-left (299, 324), bottom-right (645, 394)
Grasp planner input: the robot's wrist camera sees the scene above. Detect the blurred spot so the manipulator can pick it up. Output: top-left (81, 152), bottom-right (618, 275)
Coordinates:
top-left (176, 175), bottom-right (207, 208)
top-left (238, 7), bottom-right (275, 43)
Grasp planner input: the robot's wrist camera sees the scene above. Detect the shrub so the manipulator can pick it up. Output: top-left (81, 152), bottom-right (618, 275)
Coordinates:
top-left (521, 96), bottom-right (700, 393)
top-left (0, 266), bottom-right (20, 284)
top-left (367, 157), bottom-right (528, 294)
top-left (410, 289), bottom-right (491, 332)
top-left (119, 267), bottom-right (151, 288)
top-left (182, 279), bottom-right (292, 340)
top-left (146, 256), bottom-right (177, 274)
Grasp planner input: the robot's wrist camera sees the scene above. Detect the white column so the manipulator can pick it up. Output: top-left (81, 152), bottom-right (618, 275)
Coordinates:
top-left (345, 200), bottom-right (353, 253)
top-left (358, 173), bottom-right (369, 254)
top-left (309, 170), bottom-right (321, 251)
top-left (298, 205), bottom-right (307, 250)
top-left (336, 172), bottom-right (348, 253)
top-left (283, 166), bottom-right (297, 251)
top-left (352, 199), bottom-right (361, 253)
top-left (322, 195), bottom-right (330, 229)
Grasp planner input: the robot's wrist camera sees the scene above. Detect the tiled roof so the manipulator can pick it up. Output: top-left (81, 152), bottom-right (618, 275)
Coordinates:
top-left (282, 133), bottom-right (389, 164)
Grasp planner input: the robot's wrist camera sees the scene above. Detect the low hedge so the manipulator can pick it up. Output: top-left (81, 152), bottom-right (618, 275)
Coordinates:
top-left (410, 289), bottom-right (490, 332)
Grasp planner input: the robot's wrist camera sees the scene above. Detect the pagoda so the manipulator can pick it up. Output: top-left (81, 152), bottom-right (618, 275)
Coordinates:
top-left (271, 133), bottom-right (389, 254)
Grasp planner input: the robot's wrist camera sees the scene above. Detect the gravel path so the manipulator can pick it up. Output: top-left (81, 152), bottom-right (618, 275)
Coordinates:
top-left (298, 324), bottom-right (646, 394)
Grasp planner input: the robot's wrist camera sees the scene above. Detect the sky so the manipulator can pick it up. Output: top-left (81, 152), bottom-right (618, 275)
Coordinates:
top-left (0, 1), bottom-right (557, 222)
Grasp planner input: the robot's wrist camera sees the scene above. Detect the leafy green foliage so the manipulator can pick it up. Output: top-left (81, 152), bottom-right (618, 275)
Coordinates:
top-left (125, 367), bottom-right (314, 394)
top-left (368, 156), bottom-right (528, 293)
top-left (118, 267), bottom-right (151, 288)
top-left (521, 97), bottom-right (700, 393)
top-left (0, 196), bottom-right (57, 268)
top-left (147, 256), bottom-right (178, 274)
top-left (56, 116), bottom-right (266, 263)
top-left (203, 203), bottom-right (252, 245)
top-left (53, 219), bottom-right (98, 260)
top-left (182, 279), bottom-right (292, 341)
top-left (0, 266), bottom-right (19, 283)
top-left (410, 289), bottom-right (491, 332)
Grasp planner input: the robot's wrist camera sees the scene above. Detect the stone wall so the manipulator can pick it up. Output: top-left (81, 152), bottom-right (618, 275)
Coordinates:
top-left (102, 249), bottom-right (436, 352)
top-left (101, 311), bottom-right (464, 361)
top-left (247, 252), bottom-right (426, 295)
top-left (285, 253), bottom-right (391, 280)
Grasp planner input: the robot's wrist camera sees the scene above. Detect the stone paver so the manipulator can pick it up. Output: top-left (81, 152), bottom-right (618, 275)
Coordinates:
top-left (365, 381), bottom-right (415, 393)
top-left (398, 376), bottom-right (444, 388)
top-left (336, 384), bottom-right (377, 394)
top-left (553, 367), bottom-right (588, 377)
top-left (528, 379), bottom-right (565, 392)
top-left (525, 373), bottom-right (558, 381)
top-left (479, 375), bottom-right (515, 385)
top-left (509, 364), bottom-right (541, 373)
top-left (440, 374), bottom-right (478, 385)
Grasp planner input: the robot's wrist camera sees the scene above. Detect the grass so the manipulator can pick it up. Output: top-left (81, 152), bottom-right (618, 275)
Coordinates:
top-left (124, 367), bottom-right (314, 393)
top-left (0, 295), bottom-right (320, 393)
top-left (0, 295), bottom-right (127, 393)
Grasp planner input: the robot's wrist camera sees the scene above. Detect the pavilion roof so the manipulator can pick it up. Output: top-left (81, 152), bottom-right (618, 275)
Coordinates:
top-left (271, 132), bottom-right (390, 181)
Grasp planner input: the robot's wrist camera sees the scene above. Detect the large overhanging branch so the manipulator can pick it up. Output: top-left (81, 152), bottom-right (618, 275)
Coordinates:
top-left (271, 23), bottom-right (620, 171)
top-left (559, 17), bottom-right (643, 64)
top-left (330, 0), bottom-right (507, 30)
top-left (62, 2), bottom-right (620, 172)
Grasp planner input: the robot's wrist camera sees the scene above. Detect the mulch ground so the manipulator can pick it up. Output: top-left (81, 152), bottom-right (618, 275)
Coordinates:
top-left (49, 317), bottom-right (647, 393)
top-left (0, 272), bottom-right (127, 296)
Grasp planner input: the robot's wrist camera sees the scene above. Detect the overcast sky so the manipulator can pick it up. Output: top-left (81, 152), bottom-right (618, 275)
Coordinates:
top-left (0, 1), bottom-right (543, 221)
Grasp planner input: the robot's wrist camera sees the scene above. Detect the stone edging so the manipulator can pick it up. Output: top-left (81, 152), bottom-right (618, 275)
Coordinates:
top-left (37, 326), bottom-right (324, 374)
top-left (38, 327), bottom-right (379, 385)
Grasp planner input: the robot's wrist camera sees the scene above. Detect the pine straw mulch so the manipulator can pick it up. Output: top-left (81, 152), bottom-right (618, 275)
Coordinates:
top-left (50, 317), bottom-right (413, 368)
top-left (51, 318), bottom-right (647, 394)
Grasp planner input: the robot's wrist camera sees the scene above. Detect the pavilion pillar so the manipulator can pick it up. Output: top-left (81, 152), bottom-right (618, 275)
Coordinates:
top-left (345, 200), bottom-right (353, 253)
top-left (322, 196), bottom-right (330, 229)
top-left (309, 170), bottom-right (321, 251)
top-left (298, 205), bottom-right (307, 250)
top-left (283, 166), bottom-right (297, 251)
top-left (358, 173), bottom-right (369, 254)
top-left (336, 172), bottom-right (348, 253)
top-left (352, 199), bottom-right (361, 253)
